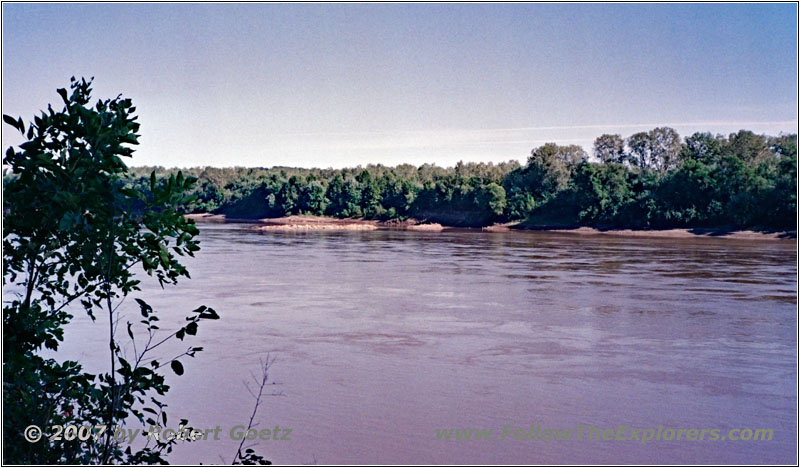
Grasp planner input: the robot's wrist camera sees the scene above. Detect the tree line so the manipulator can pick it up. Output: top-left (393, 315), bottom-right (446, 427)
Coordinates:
top-left (129, 127), bottom-right (796, 229)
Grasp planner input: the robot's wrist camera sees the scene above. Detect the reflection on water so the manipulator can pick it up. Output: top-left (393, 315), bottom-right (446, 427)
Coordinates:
top-left (55, 224), bottom-right (796, 464)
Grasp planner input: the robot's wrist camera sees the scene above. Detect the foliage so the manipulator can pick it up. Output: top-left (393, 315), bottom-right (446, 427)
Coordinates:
top-left (2, 78), bottom-right (263, 464)
top-left (626, 127), bottom-right (681, 174)
top-left (120, 130), bottom-right (794, 230)
top-left (593, 134), bottom-right (626, 164)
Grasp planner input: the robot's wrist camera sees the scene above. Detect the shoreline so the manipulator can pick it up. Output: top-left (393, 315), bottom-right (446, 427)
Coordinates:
top-left (185, 213), bottom-right (796, 241)
top-left (185, 214), bottom-right (445, 232)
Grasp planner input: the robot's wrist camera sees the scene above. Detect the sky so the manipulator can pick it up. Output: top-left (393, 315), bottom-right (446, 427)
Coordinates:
top-left (2, 3), bottom-right (797, 169)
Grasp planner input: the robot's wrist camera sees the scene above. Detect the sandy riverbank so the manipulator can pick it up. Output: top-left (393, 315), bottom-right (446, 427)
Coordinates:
top-left (484, 223), bottom-right (795, 240)
top-left (185, 214), bottom-right (444, 232)
top-left (185, 214), bottom-right (794, 240)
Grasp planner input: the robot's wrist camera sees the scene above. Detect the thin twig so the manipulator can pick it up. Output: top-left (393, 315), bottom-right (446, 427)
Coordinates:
top-left (231, 356), bottom-right (276, 465)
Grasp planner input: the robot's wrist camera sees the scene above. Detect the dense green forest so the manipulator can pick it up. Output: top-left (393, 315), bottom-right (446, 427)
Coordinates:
top-left (129, 128), bottom-right (796, 229)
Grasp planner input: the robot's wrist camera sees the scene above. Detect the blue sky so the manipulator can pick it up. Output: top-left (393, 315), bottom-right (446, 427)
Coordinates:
top-left (2, 3), bottom-right (797, 168)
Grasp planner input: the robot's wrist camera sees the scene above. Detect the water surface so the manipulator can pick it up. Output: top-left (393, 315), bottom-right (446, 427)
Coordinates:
top-left (59, 224), bottom-right (797, 464)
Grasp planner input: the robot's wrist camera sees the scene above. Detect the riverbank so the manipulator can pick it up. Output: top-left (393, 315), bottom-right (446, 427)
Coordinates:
top-left (185, 214), bottom-right (795, 240)
top-left (186, 214), bottom-right (445, 232)
top-left (485, 223), bottom-right (795, 240)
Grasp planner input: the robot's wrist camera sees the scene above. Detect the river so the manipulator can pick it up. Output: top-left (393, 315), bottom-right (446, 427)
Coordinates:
top-left (56, 223), bottom-right (796, 464)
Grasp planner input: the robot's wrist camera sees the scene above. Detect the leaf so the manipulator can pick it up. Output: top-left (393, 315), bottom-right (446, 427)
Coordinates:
top-left (57, 87), bottom-right (69, 104)
top-left (2, 114), bottom-right (24, 133)
top-left (185, 322), bottom-right (198, 336)
top-left (170, 360), bottom-right (184, 376)
top-left (119, 187), bottom-right (141, 199)
top-left (127, 322), bottom-right (134, 340)
top-left (199, 308), bottom-right (220, 320)
top-left (158, 244), bottom-right (170, 267)
top-left (18, 141), bottom-right (38, 151)
top-left (135, 298), bottom-right (152, 317)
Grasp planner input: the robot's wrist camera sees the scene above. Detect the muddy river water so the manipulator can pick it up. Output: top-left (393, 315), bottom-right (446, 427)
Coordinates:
top-left (56, 224), bottom-right (797, 464)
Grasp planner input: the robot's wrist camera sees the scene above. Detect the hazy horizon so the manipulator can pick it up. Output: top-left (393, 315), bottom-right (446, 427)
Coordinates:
top-left (2, 3), bottom-right (797, 169)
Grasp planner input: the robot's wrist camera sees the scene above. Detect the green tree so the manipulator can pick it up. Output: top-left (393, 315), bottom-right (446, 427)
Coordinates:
top-left (525, 143), bottom-right (586, 201)
top-left (627, 131), bottom-right (652, 170)
top-left (593, 134), bottom-right (626, 164)
top-left (770, 149), bottom-right (797, 226)
top-left (325, 175), bottom-right (362, 217)
top-left (298, 179), bottom-right (328, 215)
top-left (356, 170), bottom-right (383, 218)
top-left (478, 182), bottom-right (507, 218)
top-left (276, 176), bottom-right (301, 215)
top-left (725, 130), bottom-right (771, 166)
top-left (657, 158), bottom-right (721, 226)
top-left (380, 174), bottom-right (417, 219)
top-left (648, 127), bottom-right (681, 174)
top-left (627, 127), bottom-right (681, 174)
top-left (560, 162), bottom-right (628, 225)
top-left (2, 78), bottom-right (227, 464)
top-left (680, 132), bottom-right (724, 165)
